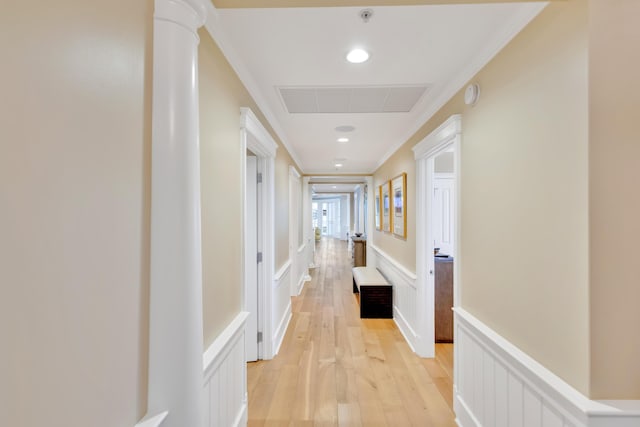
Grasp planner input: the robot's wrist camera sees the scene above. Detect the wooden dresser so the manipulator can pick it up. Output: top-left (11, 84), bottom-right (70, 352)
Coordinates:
top-left (434, 256), bottom-right (453, 342)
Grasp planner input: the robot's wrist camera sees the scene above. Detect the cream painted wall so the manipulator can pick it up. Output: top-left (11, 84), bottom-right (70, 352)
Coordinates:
top-left (588, 0), bottom-right (640, 399)
top-left (199, 31), bottom-right (244, 349)
top-left (275, 152), bottom-right (299, 269)
top-left (373, 144), bottom-right (417, 271)
top-left (0, 1), bottom-right (153, 425)
top-left (374, 1), bottom-right (591, 395)
top-left (198, 30), bottom-right (300, 346)
top-left (460, 0), bottom-right (589, 395)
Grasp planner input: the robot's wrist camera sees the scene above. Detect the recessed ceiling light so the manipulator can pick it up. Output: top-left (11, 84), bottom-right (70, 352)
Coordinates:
top-left (332, 186), bottom-right (337, 189)
top-left (346, 48), bottom-right (369, 64)
top-left (337, 137), bottom-right (349, 143)
top-left (334, 163), bottom-right (343, 168)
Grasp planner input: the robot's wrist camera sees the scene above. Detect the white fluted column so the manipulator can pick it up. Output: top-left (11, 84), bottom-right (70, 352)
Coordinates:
top-left (148, 1), bottom-right (206, 426)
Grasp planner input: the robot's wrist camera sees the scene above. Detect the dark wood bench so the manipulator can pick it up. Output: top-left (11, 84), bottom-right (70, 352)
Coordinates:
top-left (352, 266), bottom-right (392, 319)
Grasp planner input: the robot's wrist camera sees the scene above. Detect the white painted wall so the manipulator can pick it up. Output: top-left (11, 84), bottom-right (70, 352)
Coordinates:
top-left (340, 195), bottom-right (349, 240)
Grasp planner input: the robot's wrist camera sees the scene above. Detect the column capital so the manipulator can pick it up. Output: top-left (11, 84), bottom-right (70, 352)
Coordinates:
top-left (155, 0), bottom-right (207, 33)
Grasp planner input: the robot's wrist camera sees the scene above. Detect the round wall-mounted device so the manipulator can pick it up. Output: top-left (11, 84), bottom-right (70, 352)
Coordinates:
top-left (360, 9), bottom-right (373, 23)
top-left (464, 83), bottom-right (480, 106)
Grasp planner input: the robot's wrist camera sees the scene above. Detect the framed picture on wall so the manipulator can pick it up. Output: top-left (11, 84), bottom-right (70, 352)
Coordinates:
top-left (392, 173), bottom-right (407, 239)
top-left (375, 187), bottom-right (381, 230)
top-left (382, 182), bottom-right (391, 233)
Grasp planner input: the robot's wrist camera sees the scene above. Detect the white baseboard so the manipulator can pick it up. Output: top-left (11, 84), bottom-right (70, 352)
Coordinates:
top-left (203, 312), bottom-right (249, 427)
top-left (393, 306), bottom-right (418, 354)
top-left (454, 308), bottom-right (640, 427)
top-left (294, 273), bottom-right (306, 296)
top-left (134, 412), bottom-right (168, 427)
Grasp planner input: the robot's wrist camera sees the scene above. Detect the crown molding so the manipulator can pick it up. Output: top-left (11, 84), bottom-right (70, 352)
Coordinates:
top-left (204, 3), bottom-right (306, 172)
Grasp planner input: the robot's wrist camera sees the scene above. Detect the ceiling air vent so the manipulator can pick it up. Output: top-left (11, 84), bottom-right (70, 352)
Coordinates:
top-left (278, 85), bottom-right (429, 114)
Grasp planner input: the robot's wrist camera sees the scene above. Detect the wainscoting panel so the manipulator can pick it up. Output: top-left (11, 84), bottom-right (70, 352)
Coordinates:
top-left (273, 260), bottom-right (292, 356)
top-left (455, 308), bottom-right (640, 427)
top-left (370, 245), bottom-right (419, 351)
top-left (203, 312), bottom-right (249, 427)
top-left (293, 243), bottom-right (309, 296)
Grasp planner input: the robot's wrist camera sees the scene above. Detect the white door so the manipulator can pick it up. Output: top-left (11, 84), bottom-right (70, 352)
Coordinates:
top-left (433, 175), bottom-right (455, 257)
top-left (246, 156), bottom-right (258, 362)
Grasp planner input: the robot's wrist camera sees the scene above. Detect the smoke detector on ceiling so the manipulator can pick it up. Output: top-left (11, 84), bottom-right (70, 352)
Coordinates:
top-left (360, 9), bottom-right (373, 23)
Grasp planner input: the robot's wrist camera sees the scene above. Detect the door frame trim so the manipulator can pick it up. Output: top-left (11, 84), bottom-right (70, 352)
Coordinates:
top-left (240, 107), bottom-right (277, 360)
top-left (412, 114), bottom-right (461, 358)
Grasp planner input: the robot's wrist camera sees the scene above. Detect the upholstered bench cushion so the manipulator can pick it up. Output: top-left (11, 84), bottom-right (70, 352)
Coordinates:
top-left (352, 266), bottom-right (387, 289)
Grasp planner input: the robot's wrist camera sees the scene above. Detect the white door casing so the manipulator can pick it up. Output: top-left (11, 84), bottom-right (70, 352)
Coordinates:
top-left (240, 108), bottom-right (277, 360)
top-left (412, 115), bottom-right (461, 358)
top-left (245, 155), bottom-right (258, 362)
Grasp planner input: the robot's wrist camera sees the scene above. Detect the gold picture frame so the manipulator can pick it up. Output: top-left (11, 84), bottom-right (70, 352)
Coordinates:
top-left (375, 186), bottom-right (381, 230)
top-left (392, 173), bottom-right (407, 239)
top-left (382, 182), bottom-right (391, 233)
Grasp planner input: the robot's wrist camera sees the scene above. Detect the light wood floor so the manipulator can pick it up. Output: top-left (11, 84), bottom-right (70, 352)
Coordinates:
top-left (247, 237), bottom-right (455, 426)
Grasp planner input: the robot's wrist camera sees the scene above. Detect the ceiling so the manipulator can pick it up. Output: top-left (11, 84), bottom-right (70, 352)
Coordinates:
top-left (212, 2), bottom-right (546, 175)
top-left (312, 182), bottom-right (363, 195)
top-left (313, 186), bottom-right (361, 201)
top-left (310, 176), bottom-right (367, 194)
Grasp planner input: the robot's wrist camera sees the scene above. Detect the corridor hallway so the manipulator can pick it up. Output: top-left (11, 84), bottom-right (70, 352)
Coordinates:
top-left (247, 237), bottom-right (456, 426)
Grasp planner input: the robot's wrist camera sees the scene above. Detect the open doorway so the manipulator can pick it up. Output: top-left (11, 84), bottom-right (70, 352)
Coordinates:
top-left (431, 149), bottom-right (456, 388)
top-left (413, 115), bottom-right (461, 360)
top-left (433, 149), bottom-right (455, 346)
top-left (311, 197), bottom-right (349, 240)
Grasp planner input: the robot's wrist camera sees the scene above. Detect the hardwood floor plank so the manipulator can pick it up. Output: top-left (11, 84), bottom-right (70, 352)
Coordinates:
top-left (435, 343), bottom-right (454, 379)
top-left (337, 402), bottom-right (362, 427)
top-left (248, 368), bottom-right (281, 421)
top-left (290, 343), bottom-right (318, 421)
top-left (353, 369), bottom-right (388, 427)
top-left (266, 364), bottom-right (301, 422)
top-left (247, 237), bottom-right (455, 426)
top-left (313, 362), bottom-right (338, 423)
top-left (247, 361), bottom-right (266, 397)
